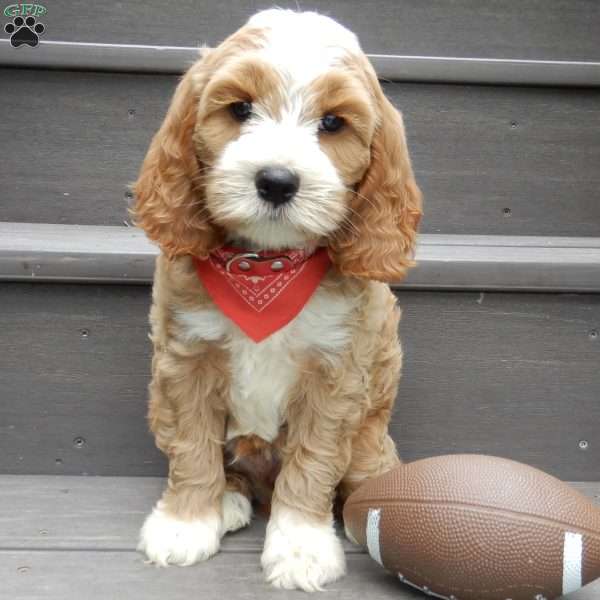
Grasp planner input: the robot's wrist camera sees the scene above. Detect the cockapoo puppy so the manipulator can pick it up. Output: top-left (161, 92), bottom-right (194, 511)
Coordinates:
top-left (134, 8), bottom-right (421, 592)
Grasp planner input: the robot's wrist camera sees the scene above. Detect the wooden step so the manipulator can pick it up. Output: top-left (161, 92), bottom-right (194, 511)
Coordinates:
top-left (2, 475), bottom-right (599, 599)
top-left (3, 40), bottom-right (600, 86)
top-left (1, 67), bottom-right (598, 236)
top-left (2, 0), bottom-right (599, 60)
top-left (1, 275), bottom-right (598, 478)
top-left (2, 476), bottom-right (600, 599)
top-left (1, 225), bottom-right (599, 480)
top-left (2, 223), bottom-right (600, 292)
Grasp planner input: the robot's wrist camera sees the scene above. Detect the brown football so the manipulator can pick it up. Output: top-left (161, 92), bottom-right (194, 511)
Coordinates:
top-left (343, 454), bottom-right (600, 600)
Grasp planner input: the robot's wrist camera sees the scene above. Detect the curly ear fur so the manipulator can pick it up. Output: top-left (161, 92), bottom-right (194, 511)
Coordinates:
top-left (330, 78), bottom-right (422, 282)
top-left (133, 54), bottom-right (223, 258)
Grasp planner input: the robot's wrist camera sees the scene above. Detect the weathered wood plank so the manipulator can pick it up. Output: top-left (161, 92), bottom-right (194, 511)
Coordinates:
top-left (25, 0), bottom-right (600, 61)
top-left (394, 292), bottom-right (600, 481)
top-left (0, 69), bottom-right (162, 227)
top-left (3, 549), bottom-right (599, 599)
top-left (1, 550), bottom-right (426, 600)
top-left (3, 41), bottom-right (600, 87)
top-left (1, 476), bottom-right (599, 599)
top-left (0, 475), bottom-right (360, 553)
top-left (403, 84), bottom-right (600, 237)
top-left (0, 284), bottom-right (598, 480)
top-left (1, 475), bottom-right (598, 552)
top-left (1, 69), bottom-right (599, 236)
top-left (0, 475), bottom-right (166, 551)
top-left (0, 283), bottom-right (161, 476)
top-left (3, 223), bottom-right (600, 292)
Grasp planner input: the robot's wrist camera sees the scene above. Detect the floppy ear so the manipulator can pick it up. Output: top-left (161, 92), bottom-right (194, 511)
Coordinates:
top-left (329, 87), bottom-right (422, 282)
top-left (133, 54), bottom-right (222, 258)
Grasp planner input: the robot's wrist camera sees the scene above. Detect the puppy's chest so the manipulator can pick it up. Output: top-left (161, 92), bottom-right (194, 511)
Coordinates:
top-left (176, 286), bottom-right (356, 442)
top-left (226, 333), bottom-right (297, 442)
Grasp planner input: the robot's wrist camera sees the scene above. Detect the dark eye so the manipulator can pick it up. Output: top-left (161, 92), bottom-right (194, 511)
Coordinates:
top-left (229, 101), bottom-right (252, 122)
top-left (319, 114), bottom-right (345, 133)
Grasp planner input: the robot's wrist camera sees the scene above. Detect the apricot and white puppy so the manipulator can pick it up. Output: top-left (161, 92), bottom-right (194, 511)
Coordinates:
top-left (134, 8), bottom-right (421, 592)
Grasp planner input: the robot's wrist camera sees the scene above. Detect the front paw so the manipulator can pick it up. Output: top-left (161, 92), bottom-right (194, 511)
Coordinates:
top-left (261, 508), bottom-right (346, 591)
top-left (138, 501), bottom-right (222, 566)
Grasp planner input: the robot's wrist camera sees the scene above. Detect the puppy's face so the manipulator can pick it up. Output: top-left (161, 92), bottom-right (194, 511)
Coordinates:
top-left (135, 10), bottom-right (422, 281)
top-left (197, 11), bottom-right (374, 249)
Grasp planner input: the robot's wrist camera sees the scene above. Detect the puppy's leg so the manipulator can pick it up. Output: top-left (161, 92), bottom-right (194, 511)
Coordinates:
top-left (339, 310), bottom-right (403, 538)
top-left (138, 348), bottom-right (228, 566)
top-left (222, 473), bottom-right (253, 534)
top-left (261, 362), bottom-right (358, 591)
top-left (340, 413), bottom-right (401, 501)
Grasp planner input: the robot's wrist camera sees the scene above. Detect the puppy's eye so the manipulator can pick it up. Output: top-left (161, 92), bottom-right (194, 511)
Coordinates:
top-left (230, 101), bottom-right (252, 122)
top-left (319, 114), bottom-right (345, 133)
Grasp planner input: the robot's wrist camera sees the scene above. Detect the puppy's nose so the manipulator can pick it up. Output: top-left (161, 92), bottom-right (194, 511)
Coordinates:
top-left (255, 167), bottom-right (299, 206)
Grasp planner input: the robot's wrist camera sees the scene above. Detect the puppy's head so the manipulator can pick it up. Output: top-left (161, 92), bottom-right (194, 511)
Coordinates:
top-left (134, 9), bottom-right (422, 281)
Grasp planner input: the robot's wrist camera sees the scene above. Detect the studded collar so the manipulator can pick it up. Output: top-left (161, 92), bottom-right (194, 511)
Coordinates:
top-left (208, 246), bottom-right (317, 276)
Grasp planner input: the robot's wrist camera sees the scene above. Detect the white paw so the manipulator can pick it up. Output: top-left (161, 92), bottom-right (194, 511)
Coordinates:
top-left (138, 501), bottom-right (222, 566)
top-left (261, 508), bottom-right (346, 592)
top-left (222, 491), bottom-right (252, 533)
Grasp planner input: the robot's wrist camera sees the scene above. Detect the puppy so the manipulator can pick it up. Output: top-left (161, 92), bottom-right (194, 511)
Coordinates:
top-left (134, 9), bottom-right (421, 592)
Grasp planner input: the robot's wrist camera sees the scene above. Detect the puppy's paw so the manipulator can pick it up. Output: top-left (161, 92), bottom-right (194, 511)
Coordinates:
top-left (222, 490), bottom-right (252, 534)
top-left (138, 501), bottom-right (222, 566)
top-left (261, 508), bottom-right (346, 591)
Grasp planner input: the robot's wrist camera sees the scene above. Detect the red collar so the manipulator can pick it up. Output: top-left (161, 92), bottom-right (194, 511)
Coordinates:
top-left (209, 246), bottom-right (314, 276)
top-left (193, 246), bottom-right (331, 342)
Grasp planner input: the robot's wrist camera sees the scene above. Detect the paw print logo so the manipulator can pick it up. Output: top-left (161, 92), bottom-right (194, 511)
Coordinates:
top-left (4, 15), bottom-right (45, 47)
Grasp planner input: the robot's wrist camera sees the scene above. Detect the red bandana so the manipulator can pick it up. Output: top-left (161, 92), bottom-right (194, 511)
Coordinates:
top-left (193, 246), bottom-right (331, 342)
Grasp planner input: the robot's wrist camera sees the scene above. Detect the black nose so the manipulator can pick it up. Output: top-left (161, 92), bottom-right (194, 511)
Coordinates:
top-left (255, 167), bottom-right (300, 206)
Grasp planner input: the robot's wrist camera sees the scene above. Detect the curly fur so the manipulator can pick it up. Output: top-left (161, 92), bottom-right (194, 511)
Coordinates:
top-left (133, 8), bottom-right (422, 592)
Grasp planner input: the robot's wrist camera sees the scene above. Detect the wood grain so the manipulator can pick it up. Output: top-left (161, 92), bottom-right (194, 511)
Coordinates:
top-left (0, 283), bottom-right (598, 480)
top-left (0, 475), bottom-right (360, 553)
top-left (394, 291), bottom-right (600, 480)
top-left (1, 550), bottom-right (426, 600)
top-left (1, 69), bottom-right (599, 236)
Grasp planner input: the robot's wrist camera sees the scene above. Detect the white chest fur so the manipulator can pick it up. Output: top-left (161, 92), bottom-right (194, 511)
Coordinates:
top-left (176, 285), bottom-right (356, 442)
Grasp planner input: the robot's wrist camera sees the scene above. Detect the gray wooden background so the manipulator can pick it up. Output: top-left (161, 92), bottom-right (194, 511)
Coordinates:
top-left (1, 3), bottom-right (600, 598)
top-left (1, 70), bottom-right (599, 236)
top-left (1, 0), bottom-right (599, 486)
top-left (1, 283), bottom-right (598, 480)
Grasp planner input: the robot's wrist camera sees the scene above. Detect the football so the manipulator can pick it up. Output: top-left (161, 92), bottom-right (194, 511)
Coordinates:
top-left (343, 454), bottom-right (600, 600)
